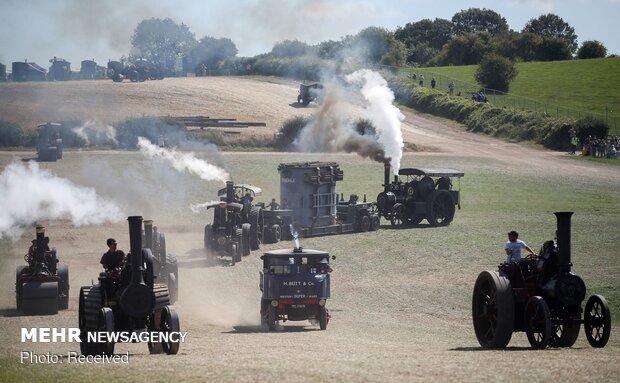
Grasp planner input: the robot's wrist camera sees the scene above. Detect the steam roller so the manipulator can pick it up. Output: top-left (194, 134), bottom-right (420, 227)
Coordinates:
top-left (16, 225), bottom-right (69, 315)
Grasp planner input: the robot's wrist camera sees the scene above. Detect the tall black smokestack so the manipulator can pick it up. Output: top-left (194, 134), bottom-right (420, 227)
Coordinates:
top-left (384, 162), bottom-right (391, 192)
top-left (128, 216), bottom-right (144, 282)
top-left (35, 225), bottom-right (46, 262)
top-left (121, 215), bottom-right (155, 318)
top-left (143, 219), bottom-right (153, 249)
top-left (554, 211), bottom-right (573, 274)
top-left (226, 181), bottom-right (234, 203)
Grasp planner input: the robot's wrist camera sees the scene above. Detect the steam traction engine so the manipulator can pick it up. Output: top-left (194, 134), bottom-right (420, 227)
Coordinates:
top-left (472, 212), bottom-right (611, 349)
top-left (79, 216), bottom-right (180, 355)
top-left (204, 181), bottom-right (252, 264)
top-left (142, 220), bottom-right (179, 303)
top-left (15, 226), bottom-right (69, 315)
top-left (376, 162), bottom-right (463, 227)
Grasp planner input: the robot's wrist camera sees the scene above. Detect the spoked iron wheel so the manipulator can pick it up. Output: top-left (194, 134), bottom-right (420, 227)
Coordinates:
top-left (160, 305), bottom-right (181, 354)
top-left (426, 190), bottom-right (455, 227)
top-left (549, 308), bottom-right (580, 348)
top-left (390, 203), bottom-right (406, 227)
top-left (472, 271), bottom-right (514, 348)
top-left (584, 295), bottom-right (611, 348)
top-left (525, 296), bottom-right (551, 349)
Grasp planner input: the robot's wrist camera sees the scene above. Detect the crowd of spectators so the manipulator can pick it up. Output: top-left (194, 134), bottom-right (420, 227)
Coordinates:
top-left (580, 134), bottom-right (619, 158)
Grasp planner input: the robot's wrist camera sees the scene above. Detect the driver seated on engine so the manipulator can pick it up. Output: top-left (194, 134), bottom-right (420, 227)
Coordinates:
top-left (100, 238), bottom-right (126, 277)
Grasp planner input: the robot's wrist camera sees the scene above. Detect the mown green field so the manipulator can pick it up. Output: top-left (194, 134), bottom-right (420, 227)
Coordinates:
top-left (407, 58), bottom-right (620, 130)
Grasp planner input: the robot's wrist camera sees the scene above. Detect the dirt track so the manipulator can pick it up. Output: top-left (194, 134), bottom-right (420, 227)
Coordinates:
top-left (0, 77), bottom-right (618, 382)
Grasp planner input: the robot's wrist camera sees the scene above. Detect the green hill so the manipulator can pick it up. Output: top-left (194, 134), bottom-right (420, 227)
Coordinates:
top-left (408, 58), bottom-right (620, 134)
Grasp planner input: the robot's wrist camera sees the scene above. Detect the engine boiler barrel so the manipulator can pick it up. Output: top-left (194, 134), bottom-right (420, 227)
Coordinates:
top-left (144, 220), bottom-right (153, 249)
top-left (554, 211), bottom-right (573, 274)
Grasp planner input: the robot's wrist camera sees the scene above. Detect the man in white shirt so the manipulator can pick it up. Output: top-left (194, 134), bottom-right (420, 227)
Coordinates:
top-left (505, 230), bottom-right (535, 263)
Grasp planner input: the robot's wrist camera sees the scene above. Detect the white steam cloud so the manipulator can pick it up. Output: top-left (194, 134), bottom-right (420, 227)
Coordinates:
top-left (345, 69), bottom-right (405, 174)
top-left (294, 69), bottom-right (404, 173)
top-left (137, 137), bottom-right (230, 184)
top-left (189, 200), bottom-right (223, 214)
top-left (0, 161), bottom-right (124, 239)
top-left (72, 120), bottom-right (118, 146)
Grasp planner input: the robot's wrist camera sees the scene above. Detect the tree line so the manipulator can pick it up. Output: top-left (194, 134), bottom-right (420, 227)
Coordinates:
top-left (129, 8), bottom-right (609, 91)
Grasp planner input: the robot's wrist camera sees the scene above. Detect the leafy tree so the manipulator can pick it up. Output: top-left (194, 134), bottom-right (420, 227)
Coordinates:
top-left (535, 36), bottom-right (572, 61)
top-left (405, 42), bottom-right (439, 66)
top-left (317, 40), bottom-right (345, 59)
top-left (271, 40), bottom-right (310, 58)
top-left (394, 18), bottom-right (453, 51)
top-left (577, 40), bottom-right (607, 59)
top-left (354, 27), bottom-right (407, 66)
top-left (451, 8), bottom-right (509, 36)
top-left (131, 18), bottom-right (197, 72)
top-left (475, 54), bottom-right (518, 92)
top-left (522, 14), bottom-right (578, 54)
top-left (490, 35), bottom-right (518, 60)
top-left (188, 36), bottom-right (237, 69)
top-left (0, 120), bottom-right (23, 147)
top-left (437, 32), bottom-right (492, 66)
top-left (513, 32), bottom-right (542, 62)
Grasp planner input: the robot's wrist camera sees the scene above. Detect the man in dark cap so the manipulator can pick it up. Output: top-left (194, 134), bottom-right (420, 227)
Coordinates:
top-left (100, 238), bottom-right (125, 271)
top-left (505, 231), bottom-right (535, 263)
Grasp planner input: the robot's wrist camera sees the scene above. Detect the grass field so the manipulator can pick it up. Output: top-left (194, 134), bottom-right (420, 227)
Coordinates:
top-left (406, 58), bottom-right (620, 132)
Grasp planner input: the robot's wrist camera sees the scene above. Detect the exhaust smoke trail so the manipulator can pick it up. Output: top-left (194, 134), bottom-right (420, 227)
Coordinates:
top-left (72, 120), bottom-right (118, 146)
top-left (137, 137), bottom-right (230, 184)
top-left (345, 69), bottom-right (405, 175)
top-left (294, 69), bottom-right (404, 173)
top-left (0, 161), bottom-right (123, 239)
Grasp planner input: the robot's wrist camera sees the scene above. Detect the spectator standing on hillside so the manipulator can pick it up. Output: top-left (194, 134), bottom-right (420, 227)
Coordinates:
top-left (570, 135), bottom-right (578, 154)
top-left (431, 77), bottom-right (436, 89)
top-left (419, 75), bottom-right (425, 87)
top-left (448, 81), bottom-right (455, 96)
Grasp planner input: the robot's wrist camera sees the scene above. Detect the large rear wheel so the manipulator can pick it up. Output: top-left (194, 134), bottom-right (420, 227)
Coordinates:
top-left (472, 271), bottom-right (514, 348)
top-left (241, 223), bottom-right (251, 256)
top-left (249, 207), bottom-right (264, 251)
top-left (426, 190), bottom-right (455, 227)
